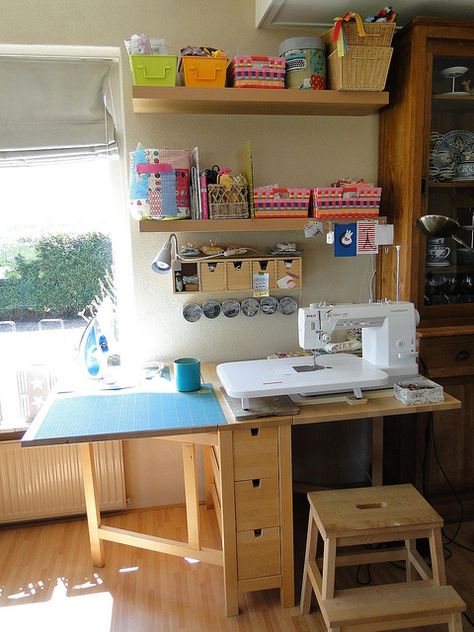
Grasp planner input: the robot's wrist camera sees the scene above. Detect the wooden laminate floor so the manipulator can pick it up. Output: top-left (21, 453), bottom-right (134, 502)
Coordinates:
top-left (0, 504), bottom-right (472, 632)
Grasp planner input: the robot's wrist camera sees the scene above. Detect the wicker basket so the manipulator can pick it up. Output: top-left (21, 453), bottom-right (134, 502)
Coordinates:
top-left (207, 184), bottom-right (249, 219)
top-left (327, 46), bottom-right (393, 91)
top-left (323, 22), bottom-right (396, 52)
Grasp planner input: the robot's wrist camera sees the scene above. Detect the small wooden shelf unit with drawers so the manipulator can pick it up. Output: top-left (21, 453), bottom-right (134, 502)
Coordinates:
top-left (173, 255), bottom-right (302, 293)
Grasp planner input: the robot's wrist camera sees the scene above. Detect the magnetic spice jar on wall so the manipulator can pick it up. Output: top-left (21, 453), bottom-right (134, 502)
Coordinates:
top-left (279, 36), bottom-right (326, 90)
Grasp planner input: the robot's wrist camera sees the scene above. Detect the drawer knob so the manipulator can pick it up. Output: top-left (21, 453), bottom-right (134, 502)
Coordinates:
top-left (250, 427), bottom-right (260, 437)
top-left (252, 479), bottom-right (261, 488)
top-left (254, 529), bottom-right (262, 538)
top-left (455, 350), bottom-right (470, 361)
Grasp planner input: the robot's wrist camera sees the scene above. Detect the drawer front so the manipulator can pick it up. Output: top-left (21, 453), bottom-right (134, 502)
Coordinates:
top-left (276, 258), bottom-right (301, 289)
top-left (233, 426), bottom-right (278, 481)
top-left (235, 476), bottom-right (279, 531)
top-left (199, 261), bottom-right (226, 292)
top-left (419, 335), bottom-right (474, 377)
top-left (226, 260), bottom-right (251, 290)
top-left (236, 527), bottom-right (281, 580)
top-left (252, 260), bottom-right (276, 289)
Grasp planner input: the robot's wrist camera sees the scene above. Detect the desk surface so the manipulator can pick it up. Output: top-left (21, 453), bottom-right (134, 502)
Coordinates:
top-left (21, 364), bottom-right (462, 447)
top-left (22, 382), bottom-right (228, 446)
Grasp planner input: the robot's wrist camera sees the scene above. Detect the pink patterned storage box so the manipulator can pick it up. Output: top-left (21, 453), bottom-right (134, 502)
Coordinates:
top-left (253, 187), bottom-right (311, 218)
top-left (228, 56), bottom-right (285, 89)
top-left (312, 185), bottom-right (381, 219)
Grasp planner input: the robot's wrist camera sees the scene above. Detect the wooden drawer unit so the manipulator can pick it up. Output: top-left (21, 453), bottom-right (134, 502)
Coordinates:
top-left (233, 426), bottom-right (278, 481)
top-left (252, 259), bottom-right (276, 289)
top-left (234, 476), bottom-right (279, 531)
top-left (236, 526), bottom-right (281, 580)
top-left (225, 260), bottom-right (251, 290)
top-left (276, 258), bottom-right (302, 289)
top-left (199, 261), bottom-right (226, 292)
top-left (418, 331), bottom-right (474, 378)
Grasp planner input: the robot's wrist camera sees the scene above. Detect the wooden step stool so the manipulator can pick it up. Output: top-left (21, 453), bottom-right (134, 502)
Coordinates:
top-left (300, 484), bottom-right (466, 632)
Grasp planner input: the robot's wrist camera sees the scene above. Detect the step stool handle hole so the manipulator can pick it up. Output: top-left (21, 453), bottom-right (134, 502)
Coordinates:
top-left (356, 502), bottom-right (388, 510)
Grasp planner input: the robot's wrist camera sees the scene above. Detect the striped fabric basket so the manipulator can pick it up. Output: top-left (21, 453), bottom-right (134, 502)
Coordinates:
top-left (313, 185), bottom-right (381, 219)
top-left (254, 187), bottom-right (311, 218)
top-left (228, 56), bottom-right (285, 89)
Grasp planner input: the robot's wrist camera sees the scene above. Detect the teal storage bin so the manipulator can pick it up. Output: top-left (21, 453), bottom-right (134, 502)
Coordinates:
top-left (130, 55), bottom-right (177, 86)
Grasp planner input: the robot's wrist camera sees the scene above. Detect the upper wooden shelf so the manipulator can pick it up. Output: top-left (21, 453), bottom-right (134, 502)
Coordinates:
top-left (132, 86), bottom-right (389, 116)
top-left (139, 218), bottom-right (309, 232)
top-left (139, 216), bottom-right (386, 233)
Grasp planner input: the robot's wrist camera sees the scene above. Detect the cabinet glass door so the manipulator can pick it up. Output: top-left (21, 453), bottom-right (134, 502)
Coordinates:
top-left (424, 50), bottom-right (474, 308)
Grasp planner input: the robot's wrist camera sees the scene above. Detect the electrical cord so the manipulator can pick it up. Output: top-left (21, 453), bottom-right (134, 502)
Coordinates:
top-left (418, 356), bottom-right (469, 549)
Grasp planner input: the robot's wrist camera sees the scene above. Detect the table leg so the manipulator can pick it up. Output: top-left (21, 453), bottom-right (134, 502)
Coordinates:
top-left (371, 416), bottom-right (384, 486)
top-left (279, 422), bottom-right (295, 608)
top-left (80, 442), bottom-right (104, 567)
top-left (203, 445), bottom-right (214, 509)
top-left (218, 430), bottom-right (239, 616)
top-left (182, 442), bottom-right (200, 548)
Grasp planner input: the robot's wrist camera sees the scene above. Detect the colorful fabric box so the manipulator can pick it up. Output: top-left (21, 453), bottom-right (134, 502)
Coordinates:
top-left (312, 185), bottom-right (381, 219)
top-left (253, 187), bottom-right (311, 218)
top-left (228, 56), bottom-right (285, 89)
top-left (129, 147), bottom-right (190, 219)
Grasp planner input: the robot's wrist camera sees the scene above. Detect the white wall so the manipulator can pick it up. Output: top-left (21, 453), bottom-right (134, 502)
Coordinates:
top-left (2, 0), bottom-right (380, 507)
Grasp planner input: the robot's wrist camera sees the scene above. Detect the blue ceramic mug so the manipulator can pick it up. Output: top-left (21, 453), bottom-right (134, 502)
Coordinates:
top-left (174, 357), bottom-right (201, 392)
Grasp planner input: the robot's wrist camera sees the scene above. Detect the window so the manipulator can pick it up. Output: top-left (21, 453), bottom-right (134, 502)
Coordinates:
top-left (0, 46), bottom-right (132, 428)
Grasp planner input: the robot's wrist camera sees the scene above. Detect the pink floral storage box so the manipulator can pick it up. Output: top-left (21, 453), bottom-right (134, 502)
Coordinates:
top-left (228, 56), bottom-right (285, 89)
top-left (253, 187), bottom-right (311, 218)
top-left (313, 185), bottom-right (381, 219)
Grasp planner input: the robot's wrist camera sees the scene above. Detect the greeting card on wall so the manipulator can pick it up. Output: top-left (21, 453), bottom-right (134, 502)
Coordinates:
top-left (334, 223), bottom-right (357, 257)
top-left (357, 221), bottom-right (378, 254)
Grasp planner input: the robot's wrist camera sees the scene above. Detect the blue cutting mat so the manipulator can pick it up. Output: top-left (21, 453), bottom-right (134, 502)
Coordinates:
top-left (22, 384), bottom-right (227, 445)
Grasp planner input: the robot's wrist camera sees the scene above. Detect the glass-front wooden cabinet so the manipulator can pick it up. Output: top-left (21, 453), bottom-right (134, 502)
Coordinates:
top-left (378, 18), bottom-right (474, 521)
top-left (378, 17), bottom-right (474, 324)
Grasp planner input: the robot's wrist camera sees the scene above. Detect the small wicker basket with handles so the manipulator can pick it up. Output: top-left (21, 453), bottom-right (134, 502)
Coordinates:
top-left (207, 183), bottom-right (249, 219)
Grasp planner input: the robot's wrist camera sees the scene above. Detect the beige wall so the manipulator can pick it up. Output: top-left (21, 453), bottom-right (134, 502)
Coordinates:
top-left (2, 0), bottom-right (380, 507)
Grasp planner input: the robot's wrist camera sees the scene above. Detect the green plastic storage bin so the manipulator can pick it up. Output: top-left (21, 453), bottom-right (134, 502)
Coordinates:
top-left (130, 55), bottom-right (177, 86)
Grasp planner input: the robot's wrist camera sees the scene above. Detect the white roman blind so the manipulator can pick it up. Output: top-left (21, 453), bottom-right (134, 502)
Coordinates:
top-left (0, 46), bottom-right (119, 165)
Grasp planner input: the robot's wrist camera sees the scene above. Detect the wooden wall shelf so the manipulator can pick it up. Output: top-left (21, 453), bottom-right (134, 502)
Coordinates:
top-left (139, 218), bottom-right (309, 232)
top-left (132, 86), bottom-right (389, 116)
top-left (139, 217), bottom-right (385, 233)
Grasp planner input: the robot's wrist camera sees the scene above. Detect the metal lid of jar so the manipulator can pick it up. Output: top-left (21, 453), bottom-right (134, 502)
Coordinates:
top-left (279, 36), bottom-right (325, 56)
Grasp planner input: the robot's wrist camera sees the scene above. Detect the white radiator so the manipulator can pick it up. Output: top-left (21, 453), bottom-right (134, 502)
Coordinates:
top-left (0, 440), bottom-right (126, 524)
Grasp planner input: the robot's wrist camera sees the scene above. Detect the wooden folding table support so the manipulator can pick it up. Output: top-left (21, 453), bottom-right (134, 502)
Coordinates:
top-left (79, 434), bottom-right (223, 570)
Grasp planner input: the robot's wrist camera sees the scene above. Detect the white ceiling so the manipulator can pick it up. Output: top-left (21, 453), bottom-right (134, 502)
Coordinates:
top-left (257, 0), bottom-right (474, 28)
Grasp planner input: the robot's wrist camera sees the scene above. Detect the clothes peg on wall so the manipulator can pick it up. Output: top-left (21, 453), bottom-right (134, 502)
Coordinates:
top-left (326, 221), bottom-right (334, 244)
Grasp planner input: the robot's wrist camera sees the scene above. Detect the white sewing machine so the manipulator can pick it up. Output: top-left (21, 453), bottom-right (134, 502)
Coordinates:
top-left (217, 301), bottom-right (419, 409)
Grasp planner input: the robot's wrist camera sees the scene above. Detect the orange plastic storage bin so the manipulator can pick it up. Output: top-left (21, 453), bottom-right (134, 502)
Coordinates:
top-left (180, 56), bottom-right (227, 87)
